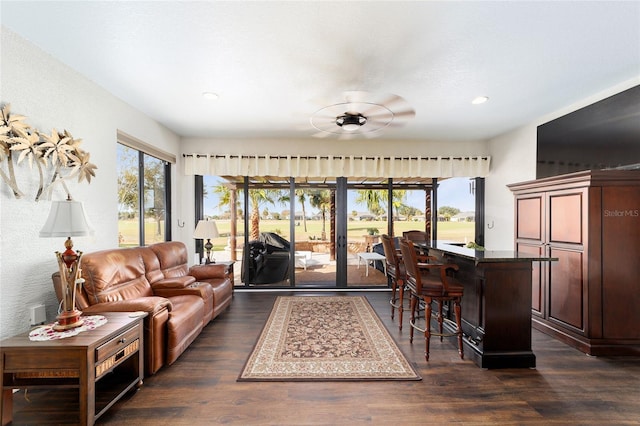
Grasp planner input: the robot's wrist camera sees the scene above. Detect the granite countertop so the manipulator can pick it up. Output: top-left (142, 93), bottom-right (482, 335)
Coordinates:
top-left (429, 241), bottom-right (557, 263)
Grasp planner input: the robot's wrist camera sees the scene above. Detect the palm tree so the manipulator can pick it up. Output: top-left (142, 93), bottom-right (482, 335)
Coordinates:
top-left (211, 182), bottom-right (240, 260)
top-left (355, 189), bottom-right (384, 216)
top-left (248, 188), bottom-right (288, 240)
top-left (355, 189), bottom-right (407, 219)
top-left (296, 189), bottom-right (308, 232)
top-left (211, 183), bottom-right (287, 241)
top-left (309, 189), bottom-right (331, 240)
top-left (390, 189), bottom-right (407, 220)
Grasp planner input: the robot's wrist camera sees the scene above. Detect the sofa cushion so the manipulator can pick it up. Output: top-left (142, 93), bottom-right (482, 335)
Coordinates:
top-left (149, 241), bottom-right (191, 280)
top-left (165, 295), bottom-right (205, 365)
top-left (82, 247), bottom-right (153, 305)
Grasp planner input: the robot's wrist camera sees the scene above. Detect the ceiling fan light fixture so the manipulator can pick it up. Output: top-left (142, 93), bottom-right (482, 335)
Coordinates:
top-left (336, 113), bottom-right (367, 131)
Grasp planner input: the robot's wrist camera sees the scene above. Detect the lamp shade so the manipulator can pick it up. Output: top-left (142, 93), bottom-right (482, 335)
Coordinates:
top-left (193, 219), bottom-right (219, 239)
top-left (40, 199), bottom-right (94, 238)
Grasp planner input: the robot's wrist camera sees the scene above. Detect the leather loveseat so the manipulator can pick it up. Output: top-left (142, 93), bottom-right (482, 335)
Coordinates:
top-left (52, 241), bottom-right (233, 376)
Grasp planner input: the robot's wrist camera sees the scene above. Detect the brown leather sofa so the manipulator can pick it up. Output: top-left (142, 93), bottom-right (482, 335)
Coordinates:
top-left (52, 241), bottom-right (233, 376)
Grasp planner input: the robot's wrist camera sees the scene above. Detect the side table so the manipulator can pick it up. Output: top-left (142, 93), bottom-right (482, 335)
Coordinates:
top-left (1, 312), bottom-right (146, 425)
top-left (356, 252), bottom-right (386, 277)
top-left (217, 260), bottom-right (235, 286)
top-left (194, 260), bottom-right (235, 286)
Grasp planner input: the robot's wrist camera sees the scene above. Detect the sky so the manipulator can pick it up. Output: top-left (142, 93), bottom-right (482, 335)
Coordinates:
top-left (433, 178), bottom-right (476, 212)
top-left (203, 176), bottom-right (475, 216)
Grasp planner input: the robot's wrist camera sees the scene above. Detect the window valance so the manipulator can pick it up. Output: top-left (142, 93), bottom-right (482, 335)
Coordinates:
top-left (183, 154), bottom-right (490, 178)
top-left (118, 130), bottom-right (176, 164)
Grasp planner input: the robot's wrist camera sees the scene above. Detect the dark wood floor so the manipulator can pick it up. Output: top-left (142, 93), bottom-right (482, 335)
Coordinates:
top-left (8, 290), bottom-right (640, 425)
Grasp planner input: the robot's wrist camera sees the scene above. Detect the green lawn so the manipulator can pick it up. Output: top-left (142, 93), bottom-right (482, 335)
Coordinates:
top-left (118, 218), bottom-right (474, 249)
top-left (118, 219), bottom-right (165, 247)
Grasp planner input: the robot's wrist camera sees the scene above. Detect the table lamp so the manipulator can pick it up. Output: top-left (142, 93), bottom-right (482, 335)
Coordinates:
top-left (40, 195), bottom-right (94, 330)
top-left (193, 219), bottom-right (219, 264)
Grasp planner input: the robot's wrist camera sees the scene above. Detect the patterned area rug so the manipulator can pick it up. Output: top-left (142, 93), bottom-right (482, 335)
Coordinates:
top-left (238, 296), bottom-right (421, 381)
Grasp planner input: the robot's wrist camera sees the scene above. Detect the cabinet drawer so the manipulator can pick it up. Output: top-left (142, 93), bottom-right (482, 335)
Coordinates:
top-left (95, 339), bottom-right (139, 379)
top-left (95, 324), bottom-right (140, 362)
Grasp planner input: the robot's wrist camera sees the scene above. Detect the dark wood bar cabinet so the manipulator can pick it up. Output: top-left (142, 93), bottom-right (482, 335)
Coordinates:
top-left (509, 169), bottom-right (640, 356)
top-left (428, 242), bottom-right (554, 369)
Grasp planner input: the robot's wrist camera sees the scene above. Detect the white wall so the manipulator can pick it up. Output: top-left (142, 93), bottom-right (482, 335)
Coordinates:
top-left (484, 77), bottom-right (640, 250)
top-left (484, 124), bottom-right (538, 249)
top-left (0, 28), bottom-right (180, 338)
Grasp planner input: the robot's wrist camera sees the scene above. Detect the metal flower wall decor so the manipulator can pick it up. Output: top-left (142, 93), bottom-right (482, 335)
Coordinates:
top-left (0, 104), bottom-right (97, 201)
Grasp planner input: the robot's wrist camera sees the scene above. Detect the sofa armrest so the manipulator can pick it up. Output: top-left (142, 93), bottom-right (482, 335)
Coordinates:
top-left (153, 284), bottom-right (211, 300)
top-left (151, 276), bottom-right (196, 290)
top-left (189, 264), bottom-right (229, 280)
top-left (80, 297), bottom-right (172, 314)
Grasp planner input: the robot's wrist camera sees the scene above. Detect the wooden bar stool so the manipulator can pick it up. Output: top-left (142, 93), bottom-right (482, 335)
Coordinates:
top-left (399, 238), bottom-right (464, 361)
top-left (380, 234), bottom-right (407, 329)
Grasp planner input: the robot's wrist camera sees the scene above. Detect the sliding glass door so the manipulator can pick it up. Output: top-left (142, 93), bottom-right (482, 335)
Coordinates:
top-left (344, 184), bottom-right (389, 287)
top-left (198, 175), bottom-right (480, 289)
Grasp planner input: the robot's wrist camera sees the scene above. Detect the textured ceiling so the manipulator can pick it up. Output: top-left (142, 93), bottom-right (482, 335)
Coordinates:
top-left (2, 1), bottom-right (639, 141)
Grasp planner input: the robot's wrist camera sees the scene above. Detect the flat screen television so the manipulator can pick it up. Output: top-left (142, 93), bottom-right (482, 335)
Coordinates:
top-left (536, 85), bottom-right (640, 179)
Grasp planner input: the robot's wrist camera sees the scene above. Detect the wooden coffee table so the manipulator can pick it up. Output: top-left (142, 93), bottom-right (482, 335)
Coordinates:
top-left (1, 312), bottom-right (145, 425)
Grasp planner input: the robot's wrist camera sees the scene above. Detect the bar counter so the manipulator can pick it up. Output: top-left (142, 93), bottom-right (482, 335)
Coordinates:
top-left (425, 241), bottom-right (556, 369)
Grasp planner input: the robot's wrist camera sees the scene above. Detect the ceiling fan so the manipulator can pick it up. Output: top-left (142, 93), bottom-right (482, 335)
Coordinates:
top-left (310, 91), bottom-right (415, 139)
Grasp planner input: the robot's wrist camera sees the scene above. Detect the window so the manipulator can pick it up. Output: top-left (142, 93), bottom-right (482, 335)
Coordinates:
top-left (117, 137), bottom-right (172, 247)
top-left (436, 177), bottom-right (476, 243)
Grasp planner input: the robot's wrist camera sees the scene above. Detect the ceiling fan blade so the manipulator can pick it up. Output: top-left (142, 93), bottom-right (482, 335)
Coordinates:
top-left (312, 109), bottom-right (339, 119)
top-left (312, 121), bottom-right (339, 132)
top-left (392, 109), bottom-right (416, 120)
top-left (385, 121), bottom-right (411, 128)
top-left (362, 129), bottom-right (385, 139)
top-left (358, 103), bottom-right (388, 117)
top-left (338, 132), bottom-right (359, 140)
top-left (366, 110), bottom-right (394, 120)
top-left (374, 92), bottom-right (398, 103)
top-left (312, 131), bottom-right (333, 139)
top-left (310, 114), bottom-right (337, 124)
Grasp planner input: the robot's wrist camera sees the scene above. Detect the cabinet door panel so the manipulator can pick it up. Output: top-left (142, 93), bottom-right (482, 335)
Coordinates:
top-left (517, 243), bottom-right (544, 315)
top-left (449, 255), bottom-right (482, 330)
top-left (516, 196), bottom-right (543, 240)
top-left (549, 192), bottom-right (583, 244)
top-left (602, 187), bottom-right (640, 338)
top-left (549, 248), bottom-right (584, 331)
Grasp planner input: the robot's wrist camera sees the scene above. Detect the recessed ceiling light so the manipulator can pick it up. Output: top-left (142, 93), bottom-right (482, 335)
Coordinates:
top-left (202, 92), bottom-right (219, 100)
top-left (471, 96), bottom-right (489, 105)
